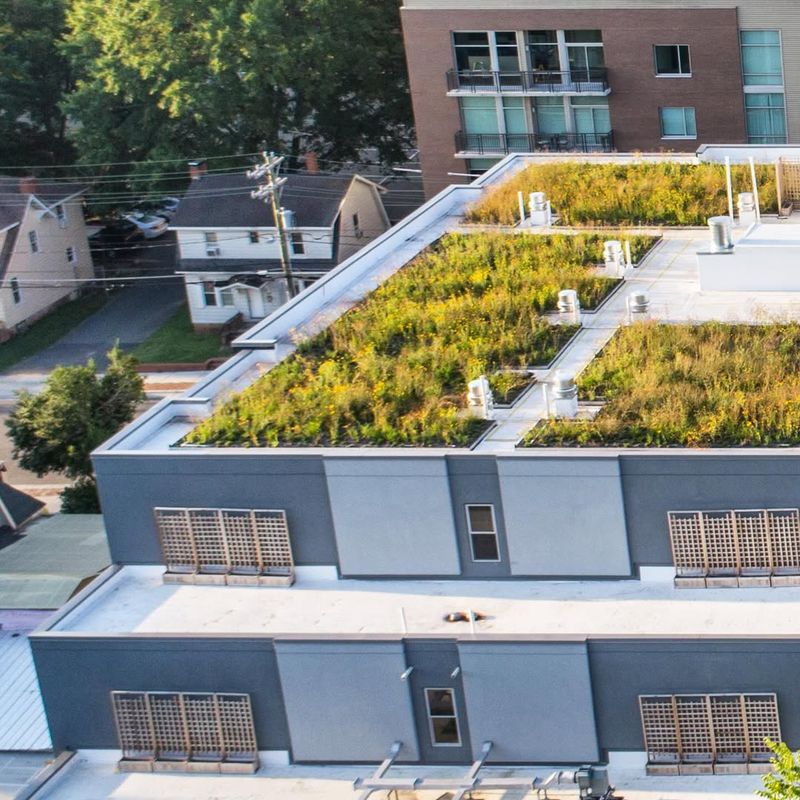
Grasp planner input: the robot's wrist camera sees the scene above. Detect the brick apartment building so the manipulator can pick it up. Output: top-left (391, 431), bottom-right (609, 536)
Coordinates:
top-left (400, 0), bottom-right (796, 194)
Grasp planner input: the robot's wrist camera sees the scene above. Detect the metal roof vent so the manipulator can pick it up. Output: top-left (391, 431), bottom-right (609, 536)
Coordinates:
top-left (627, 291), bottom-right (650, 316)
top-left (281, 208), bottom-right (296, 228)
top-left (557, 289), bottom-right (581, 323)
top-left (737, 192), bottom-right (757, 227)
top-left (708, 215), bottom-right (734, 252)
top-left (467, 375), bottom-right (494, 420)
top-left (519, 190), bottom-right (552, 227)
top-left (550, 370), bottom-right (579, 418)
top-left (603, 239), bottom-right (624, 271)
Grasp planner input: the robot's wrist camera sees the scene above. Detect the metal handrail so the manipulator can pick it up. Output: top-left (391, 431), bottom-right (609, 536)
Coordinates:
top-left (447, 68), bottom-right (609, 93)
top-left (455, 130), bottom-right (615, 155)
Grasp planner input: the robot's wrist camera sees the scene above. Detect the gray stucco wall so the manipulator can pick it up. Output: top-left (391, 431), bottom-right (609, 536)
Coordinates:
top-left (325, 458), bottom-right (460, 576)
top-left (29, 636), bottom-right (290, 752)
top-left (621, 455), bottom-right (800, 567)
top-left (457, 641), bottom-right (599, 763)
top-left (497, 457), bottom-right (631, 577)
top-left (590, 639), bottom-right (800, 753)
top-left (446, 456), bottom-right (511, 578)
top-left (93, 454), bottom-right (339, 567)
top-left (274, 640), bottom-right (420, 761)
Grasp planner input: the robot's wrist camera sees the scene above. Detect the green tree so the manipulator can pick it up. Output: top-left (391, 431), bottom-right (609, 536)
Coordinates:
top-left (62, 0), bottom-right (412, 177)
top-left (0, 0), bottom-right (75, 167)
top-left (760, 741), bottom-right (800, 800)
top-left (6, 345), bottom-right (144, 513)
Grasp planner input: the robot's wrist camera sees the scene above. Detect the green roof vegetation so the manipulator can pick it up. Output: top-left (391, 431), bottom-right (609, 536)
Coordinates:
top-left (466, 161), bottom-right (777, 227)
top-left (524, 322), bottom-right (800, 448)
top-left (186, 232), bottom-right (655, 448)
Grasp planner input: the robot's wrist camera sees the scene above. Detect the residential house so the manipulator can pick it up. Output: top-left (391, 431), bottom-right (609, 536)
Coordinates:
top-left (0, 177), bottom-right (94, 340)
top-left (401, 0), bottom-right (791, 194)
top-left (171, 168), bottom-right (390, 331)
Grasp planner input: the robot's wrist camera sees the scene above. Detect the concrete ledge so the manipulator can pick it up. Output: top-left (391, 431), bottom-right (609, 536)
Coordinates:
top-left (679, 763), bottom-right (714, 775)
top-left (715, 763), bottom-right (750, 775)
top-left (645, 764), bottom-right (680, 776)
top-left (118, 759), bottom-right (153, 773)
top-left (163, 571), bottom-right (294, 587)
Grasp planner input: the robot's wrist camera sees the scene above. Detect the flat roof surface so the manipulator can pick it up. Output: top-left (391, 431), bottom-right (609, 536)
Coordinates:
top-left (47, 566), bottom-right (800, 639)
top-left (29, 751), bottom-right (766, 800)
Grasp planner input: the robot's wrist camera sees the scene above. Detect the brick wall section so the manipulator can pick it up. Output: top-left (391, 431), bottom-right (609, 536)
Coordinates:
top-left (401, 7), bottom-right (747, 196)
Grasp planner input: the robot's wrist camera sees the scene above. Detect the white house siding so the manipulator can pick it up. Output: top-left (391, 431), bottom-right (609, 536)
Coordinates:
top-left (175, 227), bottom-right (334, 262)
top-left (336, 178), bottom-right (391, 263)
top-left (402, 0), bottom-right (800, 145)
top-left (0, 197), bottom-right (94, 332)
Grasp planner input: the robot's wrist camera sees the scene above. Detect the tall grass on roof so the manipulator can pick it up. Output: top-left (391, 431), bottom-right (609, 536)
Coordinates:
top-left (467, 161), bottom-right (777, 226)
top-left (525, 321), bottom-right (800, 447)
top-left (186, 232), bottom-right (654, 448)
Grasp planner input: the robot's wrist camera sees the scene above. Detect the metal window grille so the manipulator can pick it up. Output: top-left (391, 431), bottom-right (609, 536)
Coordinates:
top-left (155, 507), bottom-right (293, 576)
top-left (112, 691), bottom-right (257, 765)
top-left (640, 693), bottom-right (780, 765)
top-left (668, 508), bottom-right (800, 577)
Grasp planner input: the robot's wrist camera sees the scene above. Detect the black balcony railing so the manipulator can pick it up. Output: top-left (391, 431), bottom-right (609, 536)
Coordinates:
top-left (455, 130), bottom-right (615, 155)
top-left (447, 68), bottom-right (609, 94)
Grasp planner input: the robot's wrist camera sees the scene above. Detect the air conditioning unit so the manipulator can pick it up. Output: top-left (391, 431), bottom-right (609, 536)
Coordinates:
top-left (206, 246), bottom-right (221, 257)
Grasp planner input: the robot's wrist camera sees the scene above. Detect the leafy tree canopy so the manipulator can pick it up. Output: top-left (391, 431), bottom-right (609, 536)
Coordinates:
top-left (6, 345), bottom-right (144, 481)
top-left (0, 0), bottom-right (74, 167)
top-left (62, 0), bottom-right (413, 186)
top-left (760, 741), bottom-right (800, 800)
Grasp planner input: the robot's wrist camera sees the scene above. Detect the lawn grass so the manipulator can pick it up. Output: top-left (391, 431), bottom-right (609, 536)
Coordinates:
top-left (186, 232), bottom-right (655, 448)
top-left (131, 305), bottom-right (232, 364)
top-left (524, 321), bottom-right (800, 448)
top-left (0, 291), bottom-right (108, 373)
top-left (467, 161), bottom-right (778, 226)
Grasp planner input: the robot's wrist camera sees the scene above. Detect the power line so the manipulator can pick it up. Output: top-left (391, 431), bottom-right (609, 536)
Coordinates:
top-left (0, 151), bottom-right (265, 172)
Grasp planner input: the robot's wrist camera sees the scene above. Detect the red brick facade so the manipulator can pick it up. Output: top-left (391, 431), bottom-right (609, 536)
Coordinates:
top-left (401, 7), bottom-right (747, 196)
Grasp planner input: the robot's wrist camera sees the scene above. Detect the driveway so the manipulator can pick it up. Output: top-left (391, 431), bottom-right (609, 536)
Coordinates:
top-left (2, 280), bottom-right (184, 377)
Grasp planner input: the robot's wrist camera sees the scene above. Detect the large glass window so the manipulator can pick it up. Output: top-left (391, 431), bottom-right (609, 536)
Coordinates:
top-left (660, 106), bottom-right (697, 138)
top-left (741, 30), bottom-right (783, 86)
top-left (425, 689), bottom-right (461, 746)
top-left (654, 45), bottom-right (691, 76)
top-left (572, 97), bottom-right (611, 134)
top-left (453, 32), bottom-right (491, 71)
top-left (566, 30), bottom-right (605, 81)
top-left (528, 30), bottom-right (560, 72)
top-left (494, 31), bottom-right (519, 71)
top-left (745, 93), bottom-right (787, 143)
top-left (534, 97), bottom-right (567, 135)
top-left (460, 96), bottom-right (499, 134)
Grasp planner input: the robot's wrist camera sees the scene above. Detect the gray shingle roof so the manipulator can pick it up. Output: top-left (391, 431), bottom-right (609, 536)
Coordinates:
top-left (0, 176), bottom-right (85, 230)
top-left (171, 173), bottom-right (357, 230)
top-left (0, 483), bottom-right (45, 530)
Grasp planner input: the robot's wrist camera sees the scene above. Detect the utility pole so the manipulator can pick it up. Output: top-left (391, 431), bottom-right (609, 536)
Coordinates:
top-left (248, 151), bottom-right (297, 298)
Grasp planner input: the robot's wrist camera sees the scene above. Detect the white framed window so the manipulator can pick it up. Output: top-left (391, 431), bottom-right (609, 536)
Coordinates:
top-left (66, 246), bottom-right (76, 264)
top-left (660, 106), bottom-right (696, 139)
top-left (220, 288), bottom-right (235, 306)
top-left (290, 232), bottom-right (305, 255)
top-left (201, 280), bottom-right (217, 307)
top-left (465, 504), bottom-right (500, 562)
top-left (745, 92), bottom-right (787, 143)
top-left (425, 688), bottom-right (462, 747)
top-left (28, 230), bottom-right (39, 253)
top-left (654, 45), bottom-right (691, 77)
top-left (10, 277), bottom-right (21, 305)
top-left (56, 203), bottom-right (68, 227)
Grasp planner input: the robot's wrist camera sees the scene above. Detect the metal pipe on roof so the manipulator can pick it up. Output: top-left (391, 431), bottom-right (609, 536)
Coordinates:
top-left (725, 157), bottom-right (734, 221)
top-left (749, 156), bottom-right (761, 223)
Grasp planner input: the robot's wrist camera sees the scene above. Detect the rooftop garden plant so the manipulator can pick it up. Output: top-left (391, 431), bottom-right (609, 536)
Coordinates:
top-left (186, 232), bottom-right (655, 448)
top-left (525, 321), bottom-right (800, 448)
top-left (467, 161), bottom-right (777, 226)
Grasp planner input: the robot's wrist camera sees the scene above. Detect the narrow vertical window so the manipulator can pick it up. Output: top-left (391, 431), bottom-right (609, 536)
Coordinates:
top-left (28, 231), bottom-right (38, 253)
top-left (66, 246), bottom-right (76, 264)
top-left (202, 281), bottom-right (217, 307)
top-left (352, 213), bottom-right (362, 238)
top-left (10, 277), bottom-right (21, 305)
top-left (425, 688), bottom-right (461, 746)
top-left (248, 231), bottom-right (259, 244)
top-left (466, 504), bottom-right (500, 561)
top-left (56, 204), bottom-right (68, 226)
top-left (290, 232), bottom-right (305, 255)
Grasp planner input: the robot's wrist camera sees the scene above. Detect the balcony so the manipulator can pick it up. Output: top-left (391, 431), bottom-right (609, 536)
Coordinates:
top-left (447, 68), bottom-right (610, 96)
top-left (455, 130), bottom-right (614, 156)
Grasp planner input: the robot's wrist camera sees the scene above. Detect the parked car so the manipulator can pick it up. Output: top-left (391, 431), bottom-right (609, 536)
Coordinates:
top-left (135, 196), bottom-right (181, 220)
top-left (124, 212), bottom-right (169, 239)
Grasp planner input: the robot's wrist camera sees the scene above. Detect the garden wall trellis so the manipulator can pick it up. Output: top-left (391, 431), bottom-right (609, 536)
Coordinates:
top-left (668, 508), bottom-right (800, 587)
top-left (639, 693), bottom-right (779, 775)
top-left (112, 691), bottom-right (258, 773)
top-left (155, 507), bottom-right (294, 585)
